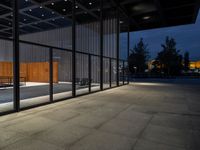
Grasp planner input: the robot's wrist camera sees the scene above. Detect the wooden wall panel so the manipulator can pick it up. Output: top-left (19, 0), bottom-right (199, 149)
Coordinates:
top-left (0, 62), bottom-right (58, 83)
top-left (0, 62), bottom-right (13, 77)
top-left (27, 62), bottom-right (58, 83)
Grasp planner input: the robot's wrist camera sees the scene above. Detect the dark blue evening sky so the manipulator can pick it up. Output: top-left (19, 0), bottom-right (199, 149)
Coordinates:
top-left (121, 10), bottom-right (200, 61)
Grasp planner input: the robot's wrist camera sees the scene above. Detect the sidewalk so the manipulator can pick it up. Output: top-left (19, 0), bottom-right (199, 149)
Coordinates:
top-left (0, 81), bottom-right (199, 150)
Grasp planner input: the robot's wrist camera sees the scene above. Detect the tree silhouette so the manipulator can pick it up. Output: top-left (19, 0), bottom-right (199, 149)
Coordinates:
top-left (183, 51), bottom-right (190, 72)
top-left (128, 38), bottom-right (149, 73)
top-left (156, 36), bottom-right (183, 76)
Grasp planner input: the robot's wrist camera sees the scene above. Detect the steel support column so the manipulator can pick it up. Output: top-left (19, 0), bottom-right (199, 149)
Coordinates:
top-left (109, 58), bottom-right (112, 87)
top-left (116, 6), bottom-right (120, 86)
top-left (72, 0), bottom-right (76, 97)
top-left (100, 0), bottom-right (103, 90)
top-left (13, 0), bottom-right (20, 111)
top-left (123, 60), bottom-right (125, 85)
top-left (88, 54), bottom-right (91, 92)
top-left (127, 21), bottom-right (130, 84)
top-left (49, 48), bottom-right (53, 102)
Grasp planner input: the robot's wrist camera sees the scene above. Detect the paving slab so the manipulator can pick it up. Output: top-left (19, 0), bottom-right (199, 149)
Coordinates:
top-left (0, 80), bottom-right (200, 150)
top-left (69, 131), bottom-right (136, 150)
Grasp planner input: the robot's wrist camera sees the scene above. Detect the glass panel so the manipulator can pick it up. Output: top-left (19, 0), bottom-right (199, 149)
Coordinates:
top-left (124, 61), bottom-right (129, 84)
top-left (0, 0), bottom-right (14, 113)
top-left (19, 43), bottom-right (50, 108)
top-left (103, 57), bottom-right (110, 89)
top-left (75, 0), bottom-right (100, 94)
top-left (111, 59), bottom-right (117, 87)
top-left (19, 0), bottom-right (72, 107)
top-left (76, 53), bottom-right (89, 95)
top-left (119, 60), bottom-right (124, 85)
top-left (91, 55), bottom-right (100, 92)
top-left (53, 49), bottom-right (72, 101)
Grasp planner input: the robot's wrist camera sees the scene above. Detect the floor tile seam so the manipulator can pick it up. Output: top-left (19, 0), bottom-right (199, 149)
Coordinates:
top-left (131, 114), bottom-right (155, 150)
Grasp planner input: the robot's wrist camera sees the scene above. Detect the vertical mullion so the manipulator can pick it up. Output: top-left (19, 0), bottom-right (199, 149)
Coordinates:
top-left (13, 0), bottom-right (20, 111)
top-left (116, 7), bottom-right (120, 86)
top-left (88, 54), bottom-right (91, 92)
top-left (109, 58), bottom-right (112, 88)
top-left (123, 60), bottom-right (125, 85)
top-left (49, 48), bottom-right (53, 102)
top-left (72, 0), bottom-right (76, 97)
top-left (100, 0), bottom-right (103, 90)
top-left (127, 21), bottom-right (130, 84)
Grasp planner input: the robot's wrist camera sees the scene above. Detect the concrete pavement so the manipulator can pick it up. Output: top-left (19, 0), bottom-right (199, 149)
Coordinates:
top-left (0, 80), bottom-right (200, 150)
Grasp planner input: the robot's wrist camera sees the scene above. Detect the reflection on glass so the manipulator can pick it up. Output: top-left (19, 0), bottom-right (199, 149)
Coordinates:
top-left (53, 49), bottom-right (72, 100)
top-left (19, 44), bottom-right (50, 108)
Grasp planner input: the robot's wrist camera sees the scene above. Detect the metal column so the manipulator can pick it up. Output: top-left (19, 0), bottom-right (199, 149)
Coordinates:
top-left (13, 0), bottom-right (20, 111)
top-left (72, 0), bottom-right (76, 97)
top-left (100, 0), bottom-right (104, 90)
top-left (88, 54), bottom-right (91, 92)
top-left (116, 6), bottom-right (120, 86)
top-left (49, 48), bottom-right (53, 102)
top-left (127, 21), bottom-right (130, 84)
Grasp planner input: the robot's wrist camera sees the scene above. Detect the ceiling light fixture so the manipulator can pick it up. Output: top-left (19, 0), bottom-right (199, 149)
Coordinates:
top-left (143, 16), bottom-right (150, 20)
top-left (89, 2), bottom-right (92, 5)
top-left (51, 2), bottom-right (54, 5)
top-left (40, 6), bottom-right (43, 9)
top-left (63, 9), bottom-right (66, 12)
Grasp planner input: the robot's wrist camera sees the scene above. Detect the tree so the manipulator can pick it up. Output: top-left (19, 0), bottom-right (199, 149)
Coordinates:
top-left (156, 36), bottom-right (183, 76)
top-left (128, 38), bottom-right (149, 73)
top-left (183, 51), bottom-right (190, 72)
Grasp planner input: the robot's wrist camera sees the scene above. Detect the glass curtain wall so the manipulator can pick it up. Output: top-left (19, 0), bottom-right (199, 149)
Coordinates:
top-left (102, 3), bottom-right (118, 89)
top-left (19, 0), bottom-right (73, 108)
top-left (0, 0), bottom-right (129, 114)
top-left (120, 11), bottom-right (129, 85)
top-left (0, 0), bottom-right (14, 113)
top-left (75, 0), bottom-right (101, 95)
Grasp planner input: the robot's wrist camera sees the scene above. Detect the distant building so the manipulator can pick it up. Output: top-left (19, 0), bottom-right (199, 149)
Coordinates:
top-left (190, 61), bottom-right (200, 69)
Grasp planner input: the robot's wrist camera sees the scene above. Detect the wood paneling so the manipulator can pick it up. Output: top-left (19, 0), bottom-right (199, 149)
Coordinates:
top-left (0, 62), bottom-right (58, 83)
top-left (0, 62), bottom-right (13, 77)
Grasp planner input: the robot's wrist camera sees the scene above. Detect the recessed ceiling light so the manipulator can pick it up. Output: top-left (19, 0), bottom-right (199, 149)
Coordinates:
top-left (89, 2), bottom-right (92, 5)
top-left (52, 19), bottom-right (55, 21)
top-left (143, 16), bottom-right (150, 20)
top-left (63, 9), bottom-right (66, 12)
top-left (75, 5), bottom-right (78, 8)
top-left (29, 9), bottom-right (32, 12)
top-left (51, 3), bottom-right (54, 5)
top-left (62, 17), bottom-right (65, 19)
top-left (40, 6), bottom-right (43, 9)
top-left (25, 0), bottom-right (28, 2)
top-left (64, 0), bottom-right (68, 1)
top-left (120, 21), bottom-right (124, 24)
top-left (23, 19), bottom-right (26, 21)
top-left (52, 11), bottom-right (55, 14)
top-left (41, 14), bottom-right (44, 17)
